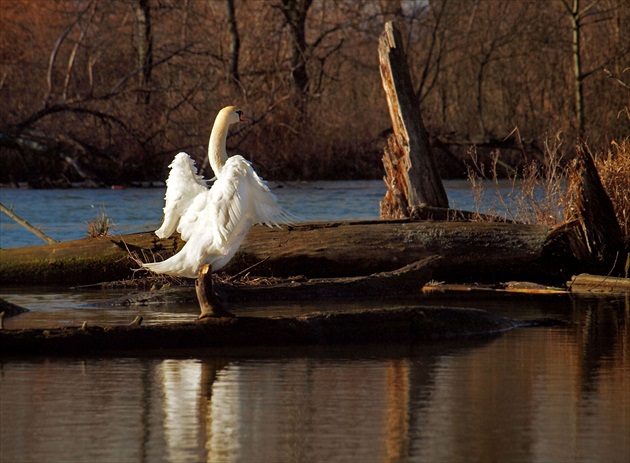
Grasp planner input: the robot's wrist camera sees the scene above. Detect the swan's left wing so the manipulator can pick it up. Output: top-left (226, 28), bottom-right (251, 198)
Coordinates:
top-left (155, 152), bottom-right (208, 239)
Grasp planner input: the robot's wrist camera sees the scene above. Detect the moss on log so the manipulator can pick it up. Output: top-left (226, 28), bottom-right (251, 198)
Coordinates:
top-left (0, 306), bottom-right (546, 356)
top-left (0, 231), bottom-right (179, 285)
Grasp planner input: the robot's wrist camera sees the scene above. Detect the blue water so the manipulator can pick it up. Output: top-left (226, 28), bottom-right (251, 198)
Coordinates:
top-left (0, 179), bottom-right (516, 248)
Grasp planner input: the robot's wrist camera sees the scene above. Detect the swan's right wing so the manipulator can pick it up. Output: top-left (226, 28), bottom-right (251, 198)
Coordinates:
top-left (155, 152), bottom-right (208, 239)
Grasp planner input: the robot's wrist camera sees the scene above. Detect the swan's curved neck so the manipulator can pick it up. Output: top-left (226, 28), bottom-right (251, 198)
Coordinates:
top-left (208, 116), bottom-right (230, 176)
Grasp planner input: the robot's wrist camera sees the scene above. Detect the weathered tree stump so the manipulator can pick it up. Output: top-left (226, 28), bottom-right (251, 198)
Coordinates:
top-left (562, 145), bottom-right (626, 275)
top-left (378, 21), bottom-right (449, 218)
top-left (543, 145), bottom-right (628, 279)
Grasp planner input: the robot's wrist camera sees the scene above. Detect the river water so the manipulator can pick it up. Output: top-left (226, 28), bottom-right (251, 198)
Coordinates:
top-left (1, 181), bottom-right (628, 463)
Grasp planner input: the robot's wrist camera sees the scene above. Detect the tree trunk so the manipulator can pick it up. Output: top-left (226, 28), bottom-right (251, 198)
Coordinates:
top-left (280, 0), bottom-right (313, 114)
top-left (378, 21), bottom-right (449, 218)
top-left (570, 0), bottom-right (584, 138)
top-left (225, 0), bottom-right (241, 86)
top-left (134, 0), bottom-right (153, 105)
top-left (225, 221), bottom-right (557, 283)
top-left (565, 145), bottom-right (626, 274)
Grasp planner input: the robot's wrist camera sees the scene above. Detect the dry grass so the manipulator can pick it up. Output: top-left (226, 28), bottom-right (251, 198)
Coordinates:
top-left (594, 138), bottom-right (630, 241)
top-left (86, 211), bottom-right (112, 237)
top-left (467, 136), bottom-right (630, 257)
top-left (466, 134), bottom-right (569, 225)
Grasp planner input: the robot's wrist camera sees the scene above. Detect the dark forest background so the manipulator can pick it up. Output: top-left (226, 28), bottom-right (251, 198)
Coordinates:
top-left (1, 0), bottom-right (628, 187)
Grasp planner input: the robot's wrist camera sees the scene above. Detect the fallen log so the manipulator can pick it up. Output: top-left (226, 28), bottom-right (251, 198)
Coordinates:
top-left (0, 220), bottom-right (564, 285)
top-left (227, 220), bottom-right (559, 283)
top-left (568, 273), bottom-right (630, 294)
top-left (0, 306), bottom-right (565, 356)
top-left (105, 257), bottom-right (440, 307)
top-left (0, 231), bottom-right (181, 286)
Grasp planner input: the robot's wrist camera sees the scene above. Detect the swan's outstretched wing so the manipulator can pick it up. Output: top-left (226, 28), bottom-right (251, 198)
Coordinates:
top-left (155, 152), bottom-right (208, 239)
top-left (211, 155), bottom-right (294, 245)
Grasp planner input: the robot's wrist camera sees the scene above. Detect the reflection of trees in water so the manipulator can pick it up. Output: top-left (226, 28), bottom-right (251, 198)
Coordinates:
top-left (180, 342), bottom-right (494, 462)
top-left (575, 296), bottom-right (629, 395)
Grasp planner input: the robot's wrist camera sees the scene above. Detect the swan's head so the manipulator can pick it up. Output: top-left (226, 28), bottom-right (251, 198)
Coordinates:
top-left (219, 105), bottom-right (252, 126)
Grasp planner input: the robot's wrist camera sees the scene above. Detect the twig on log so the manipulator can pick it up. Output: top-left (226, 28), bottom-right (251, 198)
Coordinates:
top-left (227, 256), bottom-right (270, 282)
top-left (196, 264), bottom-right (235, 319)
top-left (0, 202), bottom-right (57, 244)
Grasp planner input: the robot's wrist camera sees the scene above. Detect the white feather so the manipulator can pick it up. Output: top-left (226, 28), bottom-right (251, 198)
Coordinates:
top-left (154, 152), bottom-right (208, 240)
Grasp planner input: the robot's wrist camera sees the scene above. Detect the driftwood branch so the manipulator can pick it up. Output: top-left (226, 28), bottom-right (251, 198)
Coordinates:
top-left (0, 202), bottom-right (57, 244)
top-left (99, 257), bottom-right (440, 307)
top-left (568, 273), bottom-right (630, 294)
top-left (216, 256), bottom-right (439, 302)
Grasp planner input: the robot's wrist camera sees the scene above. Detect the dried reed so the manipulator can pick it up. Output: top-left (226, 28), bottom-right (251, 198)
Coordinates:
top-left (593, 138), bottom-right (630, 241)
top-left (466, 134), bottom-right (569, 225)
top-left (86, 211), bottom-right (113, 237)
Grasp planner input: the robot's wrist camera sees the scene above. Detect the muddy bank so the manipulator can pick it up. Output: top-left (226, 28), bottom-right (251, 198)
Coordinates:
top-left (0, 306), bottom-right (566, 357)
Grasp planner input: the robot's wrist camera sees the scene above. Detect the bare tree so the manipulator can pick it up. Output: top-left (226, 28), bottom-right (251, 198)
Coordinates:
top-left (225, 0), bottom-right (241, 86)
top-left (278, 0), bottom-right (313, 112)
top-left (134, 0), bottom-right (153, 105)
top-left (561, 0), bottom-right (591, 138)
top-left (559, 0), bottom-right (629, 139)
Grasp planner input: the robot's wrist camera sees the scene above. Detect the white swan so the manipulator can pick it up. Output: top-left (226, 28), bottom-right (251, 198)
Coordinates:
top-left (144, 106), bottom-right (293, 278)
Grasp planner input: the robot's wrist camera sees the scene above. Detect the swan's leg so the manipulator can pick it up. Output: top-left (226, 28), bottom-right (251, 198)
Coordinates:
top-left (196, 264), bottom-right (235, 319)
